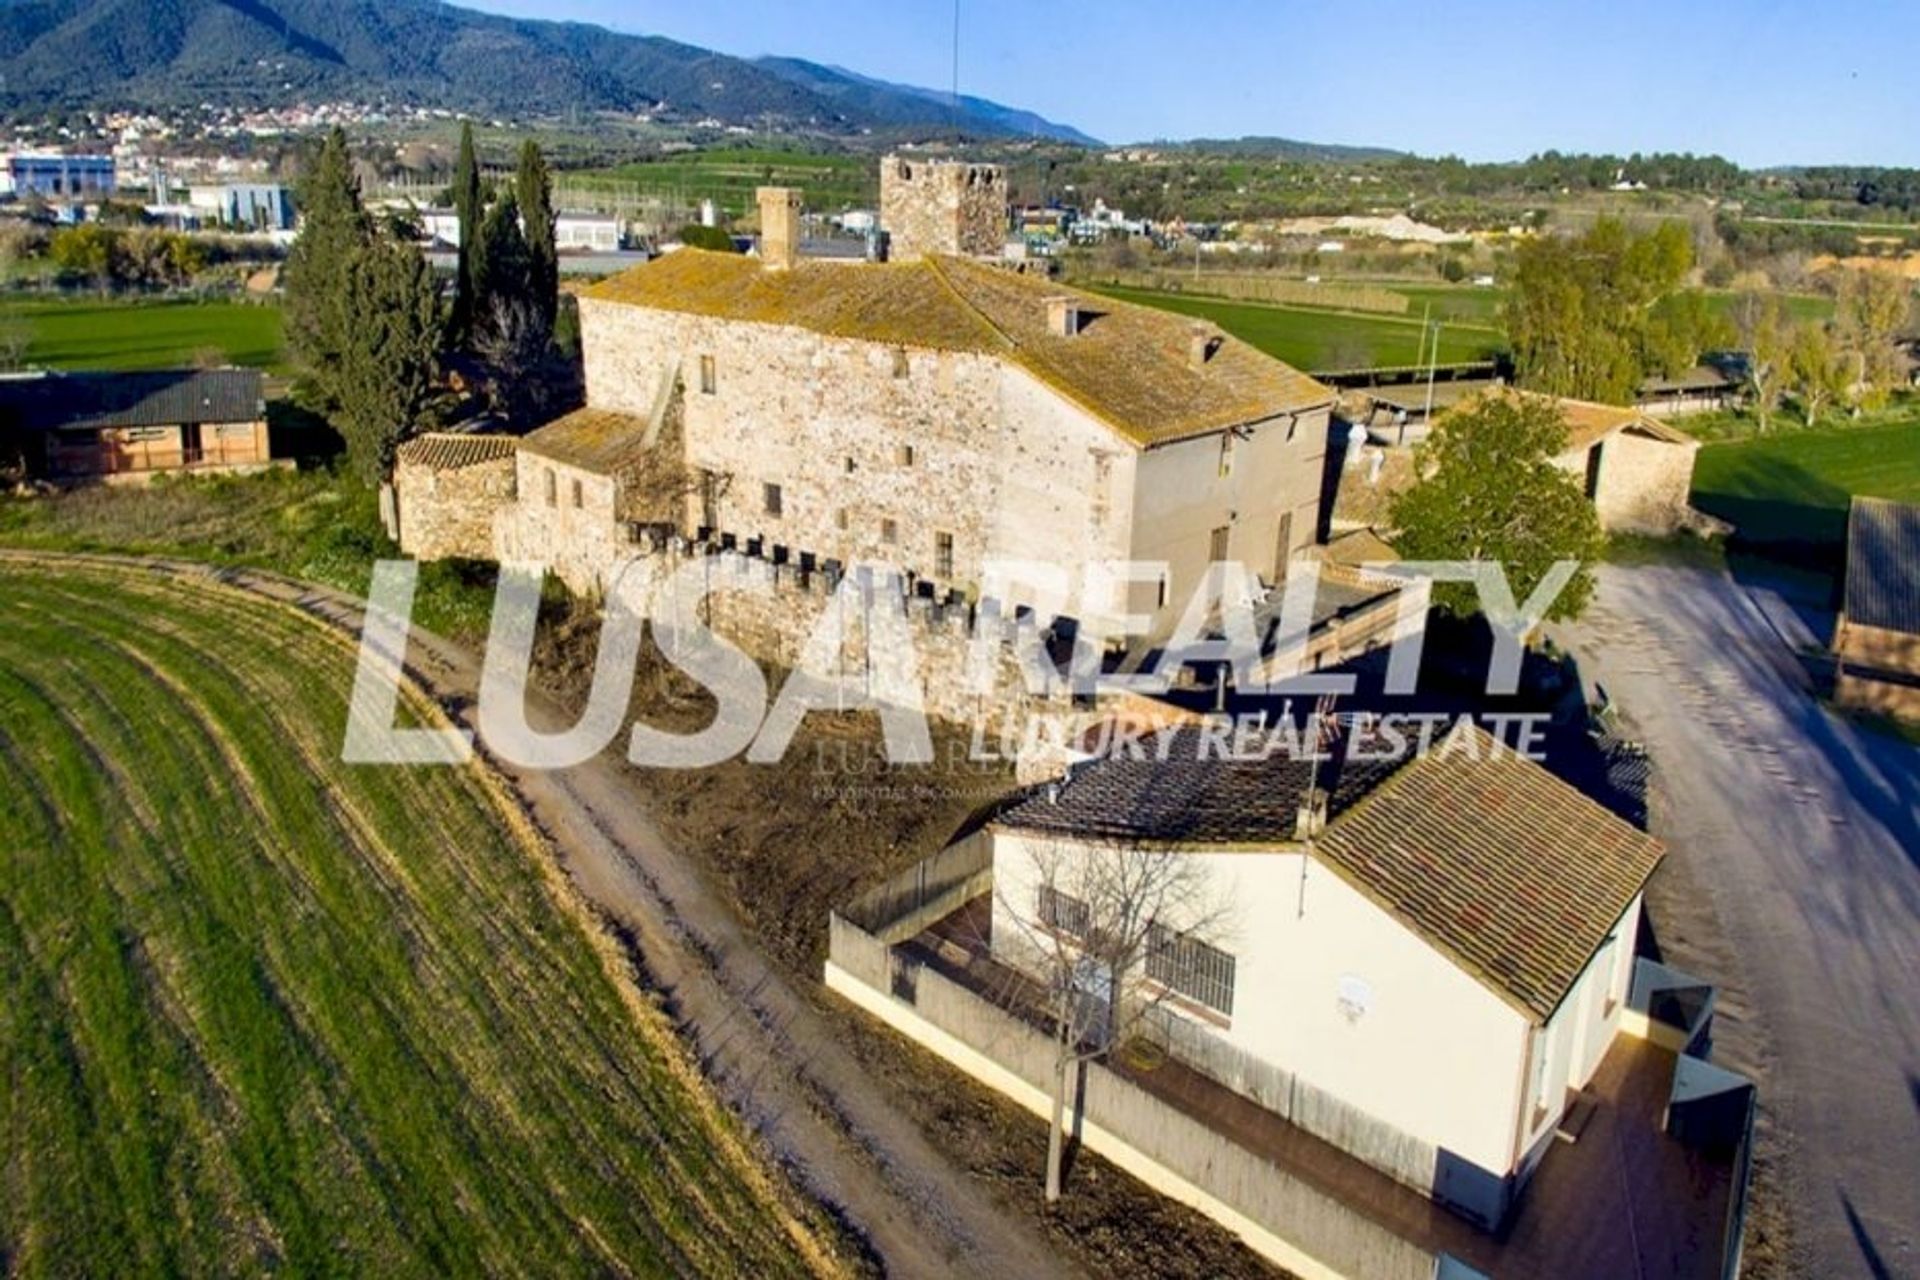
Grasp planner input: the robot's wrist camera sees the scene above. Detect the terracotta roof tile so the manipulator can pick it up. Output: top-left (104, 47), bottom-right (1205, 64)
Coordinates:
top-left (997, 721), bottom-right (1663, 1023)
top-left (1317, 725), bottom-right (1663, 1022)
top-left (581, 250), bottom-right (1330, 447)
top-left (395, 432), bottom-right (517, 471)
top-left (519, 407), bottom-right (656, 475)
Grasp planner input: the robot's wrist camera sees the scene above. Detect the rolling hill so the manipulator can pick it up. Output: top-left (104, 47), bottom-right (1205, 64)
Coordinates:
top-left (0, 0), bottom-right (1097, 142)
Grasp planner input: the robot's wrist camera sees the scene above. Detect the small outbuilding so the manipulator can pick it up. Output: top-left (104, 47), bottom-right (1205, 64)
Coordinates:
top-left (1833, 495), bottom-right (1920, 719)
top-left (0, 368), bottom-right (271, 483)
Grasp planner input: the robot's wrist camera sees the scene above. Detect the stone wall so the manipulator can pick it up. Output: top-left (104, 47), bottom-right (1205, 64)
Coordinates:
top-left (1578, 431), bottom-right (1700, 536)
top-left (611, 532), bottom-right (1080, 735)
top-left (578, 295), bottom-right (1139, 624)
top-left (394, 454), bottom-right (516, 561)
top-left (497, 452), bottom-right (630, 595)
top-left (880, 156), bottom-right (1008, 261)
top-left (1835, 617), bottom-right (1920, 679)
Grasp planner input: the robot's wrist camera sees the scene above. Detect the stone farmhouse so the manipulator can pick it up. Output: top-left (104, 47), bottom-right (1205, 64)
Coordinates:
top-left (826, 723), bottom-right (1756, 1279)
top-left (0, 368), bottom-right (272, 483)
top-left (395, 161), bottom-right (1401, 671)
top-left (1833, 495), bottom-right (1920, 719)
top-left (1335, 386), bottom-right (1709, 540)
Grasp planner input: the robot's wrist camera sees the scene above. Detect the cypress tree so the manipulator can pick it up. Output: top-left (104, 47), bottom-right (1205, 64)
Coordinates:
top-left (282, 127), bottom-right (371, 409)
top-left (450, 121), bottom-right (483, 345)
top-left (515, 139), bottom-right (558, 333)
top-left (470, 188), bottom-right (532, 341)
top-left (335, 239), bottom-right (443, 482)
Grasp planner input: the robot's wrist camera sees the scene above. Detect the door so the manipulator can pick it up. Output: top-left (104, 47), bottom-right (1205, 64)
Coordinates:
top-left (1273, 511), bottom-right (1294, 584)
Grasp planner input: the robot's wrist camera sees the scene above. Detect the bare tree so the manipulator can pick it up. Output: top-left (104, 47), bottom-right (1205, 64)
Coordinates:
top-left (1736, 291), bottom-right (1789, 433)
top-left (989, 832), bottom-right (1232, 1202)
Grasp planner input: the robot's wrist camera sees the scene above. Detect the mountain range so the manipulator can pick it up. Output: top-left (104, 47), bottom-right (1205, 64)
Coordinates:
top-left (0, 0), bottom-right (1100, 143)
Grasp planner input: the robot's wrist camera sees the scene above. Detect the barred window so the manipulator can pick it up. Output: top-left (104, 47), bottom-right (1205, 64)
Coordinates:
top-left (1036, 886), bottom-right (1091, 940)
top-left (1147, 922), bottom-right (1236, 1017)
top-left (934, 531), bottom-right (955, 580)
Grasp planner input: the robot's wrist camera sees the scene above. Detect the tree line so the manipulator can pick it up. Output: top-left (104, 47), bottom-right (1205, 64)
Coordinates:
top-left (1508, 217), bottom-right (1915, 422)
top-left (284, 123), bottom-right (570, 482)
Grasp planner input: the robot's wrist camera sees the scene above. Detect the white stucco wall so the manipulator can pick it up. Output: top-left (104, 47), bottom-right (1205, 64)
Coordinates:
top-left (990, 829), bottom-right (1641, 1188)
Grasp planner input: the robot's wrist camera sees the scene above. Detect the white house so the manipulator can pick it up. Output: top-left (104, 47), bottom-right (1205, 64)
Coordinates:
top-left (987, 721), bottom-right (1663, 1230)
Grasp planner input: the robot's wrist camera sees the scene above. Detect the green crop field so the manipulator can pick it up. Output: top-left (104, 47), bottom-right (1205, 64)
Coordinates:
top-left (0, 296), bottom-right (287, 372)
top-left (0, 558), bottom-right (829, 1277)
top-left (1691, 407), bottom-right (1920, 551)
top-left (567, 148), bottom-right (874, 218)
top-left (1089, 284), bottom-right (1505, 371)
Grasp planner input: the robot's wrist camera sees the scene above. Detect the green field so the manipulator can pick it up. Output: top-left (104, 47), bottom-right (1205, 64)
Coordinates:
top-left (0, 558), bottom-right (830, 1277)
top-left (567, 148), bottom-right (874, 218)
top-left (1090, 284), bottom-right (1505, 371)
top-left (1691, 408), bottom-right (1920, 551)
top-left (0, 297), bottom-right (287, 372)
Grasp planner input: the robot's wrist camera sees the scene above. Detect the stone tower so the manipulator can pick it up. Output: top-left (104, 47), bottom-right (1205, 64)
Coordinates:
top-left (879, 156), bottom-right (1007, 261)
top-left (757, 186), bottom-right (802, 270)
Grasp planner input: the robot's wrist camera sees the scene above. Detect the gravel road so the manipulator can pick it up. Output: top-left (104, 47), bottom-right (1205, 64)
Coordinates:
top-left (1555, 564), bottom-right (1920, 1280)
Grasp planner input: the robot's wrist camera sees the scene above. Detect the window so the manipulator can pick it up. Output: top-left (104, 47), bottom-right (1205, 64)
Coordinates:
top-left (699, 354), bottom-right (717, 395)
top-left (835, 508), bottom-right (850, 532)
top-left (1209, 525), bottom-right (1230, 565)
top-left (896, 443), bottom-right (915, 467)
top-left (880, 517), bottom-right (899, 545)
top-left (934, 531), bottom-right (955, 579)
top-left (844, 456), bottom-right (856, 475)
top-left (1147, 922), bottom-right (1237, 1017)
top-left (1218, 432), bottom-right (1236, 478)
top-left (1156, 574), bottom-right (1169, 611)
top-left (571, 478), bottom-right (583, 509)
top-left (892, 347), bottom-right (911, 379)
top-left (544, 468), bottom-right (557, 507)
top-left (1037, 886), bottom-right (1091, 940)
top-left (763, 482), bottom-right (783, 517)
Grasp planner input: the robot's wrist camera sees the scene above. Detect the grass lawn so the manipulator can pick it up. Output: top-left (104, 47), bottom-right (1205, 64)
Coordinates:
top-left (0, 557), bottom-right (834, 1276)
top-left (0, 469), bottom-right (498, 644)
top-left (1690, 406), bottom-right (1920, 555)
top-left (1090, 284), bottom-right (1505, 371)
top-left (568, 148), bottom-right (874, 218)
top-left (0, 295), bottom-right (287, 372)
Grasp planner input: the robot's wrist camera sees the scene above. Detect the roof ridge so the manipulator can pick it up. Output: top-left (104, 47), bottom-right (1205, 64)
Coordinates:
top-left (920, 256), bottom-right (1018, 352)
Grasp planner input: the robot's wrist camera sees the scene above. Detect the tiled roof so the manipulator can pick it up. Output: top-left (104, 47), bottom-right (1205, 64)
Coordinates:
top-left (1316, 725), bottom-right (1664, 1022)
top-left (1844, 496), bottom-right (1920, 636)
top-left (395, 432), bottom-right (517, 471)
top-left (997, 726), bottom-right (1402, 846)
top-left (519, 407), bottom-right (655, 474)
top-left (0, 369), bottom-right (264, 431)
top-left (1455, 387), bottom-right (1694, 452)
top-left (582, 250), bottom-right (1331, 447)
top-left (998, 721), bottom-right (1663, 1023)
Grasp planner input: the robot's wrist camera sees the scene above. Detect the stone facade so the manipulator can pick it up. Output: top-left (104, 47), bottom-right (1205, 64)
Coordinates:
top-left (392, 434), bottom-right (518, 561)
top-left (576, 293), bottom-right (1330, 636)
top-left (880, 156), bottom-right (1008, 260)
top-left (1556, 428), bottom-right (1701, 536)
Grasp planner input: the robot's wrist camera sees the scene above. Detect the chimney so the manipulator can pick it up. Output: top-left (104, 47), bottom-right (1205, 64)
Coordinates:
top-left (756, 186), bottom-right (801, 271)
top-left (1189, 323), bottom-right (1217, 370)
top-left (1045, 295), bottom-right (1082, 338)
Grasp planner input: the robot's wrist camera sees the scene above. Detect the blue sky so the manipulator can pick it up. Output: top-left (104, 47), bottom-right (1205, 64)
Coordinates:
top-left (463, 0), bottom-right (1920, 165)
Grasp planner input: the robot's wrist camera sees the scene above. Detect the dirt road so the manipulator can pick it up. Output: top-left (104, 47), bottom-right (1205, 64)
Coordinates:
top-left (19, 553), bottom-right (1078, 1280)
top-left (1555, 564), bottom-right (1920, 1279)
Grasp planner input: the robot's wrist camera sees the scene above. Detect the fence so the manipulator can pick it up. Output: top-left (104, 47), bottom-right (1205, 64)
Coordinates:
top-left (1082, 270), bottom-right (1412, 315)
top-left (827, 906), bottom-right (1445, 1280)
